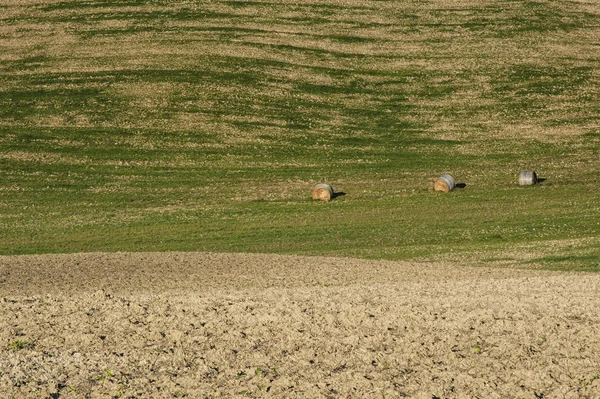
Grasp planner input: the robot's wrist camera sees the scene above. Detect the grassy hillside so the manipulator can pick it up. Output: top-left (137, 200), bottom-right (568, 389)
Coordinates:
top-left (1, 0), bottom-right (599, 270)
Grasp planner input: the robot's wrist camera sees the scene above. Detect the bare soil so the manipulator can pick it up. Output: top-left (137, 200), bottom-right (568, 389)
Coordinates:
top-left (1, 252), bottom-right (599, 398)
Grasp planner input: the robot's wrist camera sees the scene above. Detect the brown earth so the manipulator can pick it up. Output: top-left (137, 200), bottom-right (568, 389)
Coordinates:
top-left (1, 252), bottom-right (600, 398)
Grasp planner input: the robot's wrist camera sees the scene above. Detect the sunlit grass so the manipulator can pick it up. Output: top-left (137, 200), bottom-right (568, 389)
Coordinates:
top-left (1, 0), bottom-right (599, 270)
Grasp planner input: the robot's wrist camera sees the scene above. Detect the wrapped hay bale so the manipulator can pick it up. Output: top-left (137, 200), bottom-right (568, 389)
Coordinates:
top-left (518, 170), bottom-right (538, 186)
top-left (434, 174), bottom-right (455, 192)
top-left (312, 184), bottom-right (334, 201)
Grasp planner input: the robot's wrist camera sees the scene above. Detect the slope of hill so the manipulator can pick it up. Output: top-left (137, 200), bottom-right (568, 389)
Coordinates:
top-left (0, 0), bottom-right (599, 269)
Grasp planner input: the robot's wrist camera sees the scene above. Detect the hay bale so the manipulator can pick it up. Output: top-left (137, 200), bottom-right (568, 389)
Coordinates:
top-left (312, 184), bottom-right (334, 201)
top-left (434, 174), bottom-right (455, 192)
top-left (518, 170), bottom-right (537, 186)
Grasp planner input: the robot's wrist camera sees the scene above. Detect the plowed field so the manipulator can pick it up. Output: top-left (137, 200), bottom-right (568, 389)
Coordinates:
top-left (2, 252), bottom-right (599, 398)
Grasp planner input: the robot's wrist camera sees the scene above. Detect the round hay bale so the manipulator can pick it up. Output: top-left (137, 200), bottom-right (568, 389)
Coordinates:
top-left (434, 174), bottom-right (455, 192)
top-left (312, 184), bottom-right (334, 201)
top-left (518, 170), bottom-right (537, 186)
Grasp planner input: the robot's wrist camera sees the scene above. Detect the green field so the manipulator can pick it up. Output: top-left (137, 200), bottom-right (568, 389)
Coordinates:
top-left (1, 0), bottom-right (599, 270)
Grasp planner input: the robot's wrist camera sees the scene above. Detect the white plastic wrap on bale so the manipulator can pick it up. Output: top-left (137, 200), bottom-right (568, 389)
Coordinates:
top-left (518, 171), bottom-right (538, 186)
top-left (434, 174), bottom-right (455, 192)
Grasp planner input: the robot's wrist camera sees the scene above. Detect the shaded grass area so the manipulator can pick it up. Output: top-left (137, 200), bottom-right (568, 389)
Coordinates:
top-left (1, 0), bottom-right (600, 270)
top-left (523, 253), bottom-right (600, 272)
